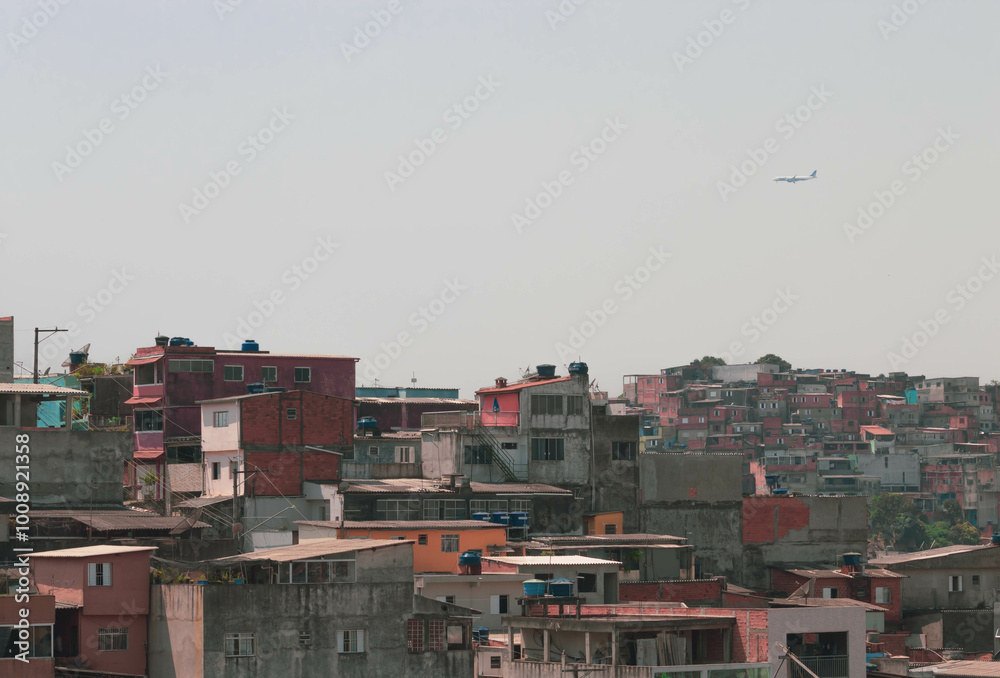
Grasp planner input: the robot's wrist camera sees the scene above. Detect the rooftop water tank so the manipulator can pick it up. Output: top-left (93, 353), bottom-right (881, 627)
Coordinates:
top-left (155, 335), bottom-right (169, 347)
top-left (568, 362), bottom-right (589, 376)
top-left (264, 386), bottom-right (286, 393)
top-left (183, 338), bottom-right (194, 346)
top-left (169, 337), bottom-right (186, 347)
top-left (509, 511), bottom-right (529, 527)
top-left (471, 512), bottom-right (490, 522)
top-left (458, 551), bottom-right (482, 566)
top-left (843, 553), bottom-right (862, 567)
top-left (772, 488), bottom-right (789, 496)
top-left (247, 383), bottom-right (265, 394)
top-left (522, 580), bottom-right (547, 597)
top-left (68, 351), bottom-right (87, 365)
top-left (536, 364), bottom-right (556, 378)
top-left (490, 512), bottom-right (510, 526)
top-left (242, 340), bottom-right (259, 352)
top-left (548, 578), bottom-right (574, 597)
top-left (357, 417), bottom-right (378, 430)
top-left (992, 533), bottom-right (1000, 546)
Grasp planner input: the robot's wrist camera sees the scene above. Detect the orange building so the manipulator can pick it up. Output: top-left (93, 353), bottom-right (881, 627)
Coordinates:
top-left (583, 511), bottom-right (624, 536)
top-left (295, 520), bottom-right (508, 573)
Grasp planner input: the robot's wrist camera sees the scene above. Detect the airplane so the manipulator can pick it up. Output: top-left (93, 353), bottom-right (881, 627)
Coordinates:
top-left (773, 170), bottom-right (817, 183)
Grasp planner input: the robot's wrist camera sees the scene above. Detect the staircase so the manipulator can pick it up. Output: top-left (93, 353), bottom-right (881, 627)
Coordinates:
top-left (472, 425), bottom-right (525, 482)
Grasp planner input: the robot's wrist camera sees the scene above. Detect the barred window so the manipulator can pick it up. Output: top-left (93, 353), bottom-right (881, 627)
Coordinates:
top-left (98, 628), bottom-right (128, 651)
top-left (407, 619), bottom-right (424, 652)
top-left (566, 396), bottom-right (585, 416)
top-left (225, 632), bottom-right (255, 657)
top-left (612, 441), bottom-right (637, 461)
top-left (337, 629), bottom-right (364, 653)
top-left (441, 534), bottom-right (460, 553)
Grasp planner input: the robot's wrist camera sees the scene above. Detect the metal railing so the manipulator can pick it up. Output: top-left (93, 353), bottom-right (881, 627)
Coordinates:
top-left (420, 410), bottom-right (520, 429)
top-left (791, 654), bottom-right (849, 678)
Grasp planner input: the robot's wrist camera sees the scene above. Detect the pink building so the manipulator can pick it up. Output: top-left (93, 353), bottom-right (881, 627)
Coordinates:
top-left (31, 545), bottom-right (155, 677)
top-left (0, 592), bottom-right (55, 677)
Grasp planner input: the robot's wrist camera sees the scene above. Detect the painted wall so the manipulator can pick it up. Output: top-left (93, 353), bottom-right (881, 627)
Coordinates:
top-left (0, 593), bottom-right (55, 678)
top-left (200, 401), bottom-right (240, 453)
top-left (339, 525), bottom-right (508, 573)
top-left (766, 606), bottom-right (867, 678)
top-left (149, 584), bottom-right (204, 678)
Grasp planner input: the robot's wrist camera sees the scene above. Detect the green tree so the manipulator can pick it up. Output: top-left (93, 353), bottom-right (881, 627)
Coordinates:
top-left (942, 499), bottom-right (963, 525)
top-left (948, 521), bottom-right (982, 545)
top-left (692, 356), bottom-right (726, 367)
top-left (755, 354), bottom-right (791, 372)
top-left (869, 494), bottom-right (918, 543)
top-left (895, 516), bottom-right (929, 552)
top-left (924, 521), bottom-right (954, 548)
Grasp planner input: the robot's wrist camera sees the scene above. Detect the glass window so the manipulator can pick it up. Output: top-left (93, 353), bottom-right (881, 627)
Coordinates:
top-left (337, 630), bottom-right (364, 653)
top-left (376, 499), bottom-right (420, 520)
top-left (441, 534), bottom-right (460, 552)
top-left (87, 562), bottom-right (112, 586)
top-left (530, 438), bottom-right (564, 461)
top-left (567, 396), bottom-right (585, 416)
top-left (294, 367), bottom-right (311, 383)
top-left (214, 411), bottom-right (229, 428)
top-left (135, 409), bottom-right (163, 431)
top-left (261, 366), bottom-right (277, 382)
top-left (225, 632), bottom-right (255, 657)
top-left (224, 365), bottom-right (244, 382)
top-left (98, 628), bottom-right (128, 651)
top-left (612, 441), bottom-right (636, 461)
top-left (531, 394), bottom-right (563, 415)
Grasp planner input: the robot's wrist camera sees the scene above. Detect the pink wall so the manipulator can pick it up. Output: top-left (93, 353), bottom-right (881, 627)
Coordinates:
top-left (0, 595), bottom-right (55, 677)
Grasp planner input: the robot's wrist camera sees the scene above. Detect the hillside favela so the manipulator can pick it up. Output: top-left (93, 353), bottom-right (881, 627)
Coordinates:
top-left (6, 318), bottom-right (1000, 677)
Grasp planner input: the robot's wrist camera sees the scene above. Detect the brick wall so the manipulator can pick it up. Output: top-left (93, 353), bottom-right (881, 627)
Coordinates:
top-left (743, 496), bottom-right (812, 544)
top-left (619, 579), bottom-right (723, 605)
top-left (240, 391), bottom-right (352, 446)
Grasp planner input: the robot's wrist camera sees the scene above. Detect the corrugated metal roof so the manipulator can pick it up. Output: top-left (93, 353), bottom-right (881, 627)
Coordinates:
top-left (356, 397), bottom-right (476, 405)
top-left (209, 538), bottom-right (409, 565)
top-left (126, 354), bottom-right (164, 366)
top-left (213, 352), bottom-right (357, 360)
top-left (297, 520), bottom-right (506, 530)
top-left (870, 544), bottom-right (995, 566)
top-left (31, 545), bottom-right (158, 558)
top-left (26, 512), bottom-right (207, 531)
top-left (0, 383), bottom-right (87, 395)
top-left (908, 660), bottom-right (1000, 677)
top-left (484, 555), bottom-right (621, 567)
top-left (469, 482), bottom-right (572, 495)
top-left (176, 495), bottom-right (233, 509)
top-left (781, 567), bottom-right (905, 579)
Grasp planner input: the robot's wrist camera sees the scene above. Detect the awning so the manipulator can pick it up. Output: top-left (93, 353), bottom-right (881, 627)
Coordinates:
top-left (125, 396), bottom-right (162, 407)
top-left (126, 354), bottom-right (164, 367)
top-left (134, 449), bottom-right (165, 461)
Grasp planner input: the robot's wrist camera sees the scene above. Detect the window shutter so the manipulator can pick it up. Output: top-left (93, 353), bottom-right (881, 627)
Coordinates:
top-left (490, 595), bottom-right (500, 615)
top-left (357, 630), bottom-right (364, 652)
top-left (337, 632), bottom-right (345, 653)
top-left (88, 563), bottom-right (97, 586)
top-left (104, 563), bottom-right (112, 586)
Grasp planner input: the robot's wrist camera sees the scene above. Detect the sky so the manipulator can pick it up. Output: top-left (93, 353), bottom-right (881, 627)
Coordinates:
top-left (2, 0), bottom-right (999, 398)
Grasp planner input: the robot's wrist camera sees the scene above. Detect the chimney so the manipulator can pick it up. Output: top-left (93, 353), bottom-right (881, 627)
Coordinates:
top-left (495, 377), bottom-right (507, 388)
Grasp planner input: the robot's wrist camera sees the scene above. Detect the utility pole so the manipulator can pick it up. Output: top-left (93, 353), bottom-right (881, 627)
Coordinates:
top-left (33, 327), bottom-right (68, 383)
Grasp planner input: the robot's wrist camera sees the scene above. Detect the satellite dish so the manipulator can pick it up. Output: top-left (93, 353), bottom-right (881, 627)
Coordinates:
top-left (231, 523), bottom-right (244, 535)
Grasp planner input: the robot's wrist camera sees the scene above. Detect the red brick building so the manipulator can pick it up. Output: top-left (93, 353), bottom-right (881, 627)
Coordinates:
top-left (769, 565), bottom-right (904, 622)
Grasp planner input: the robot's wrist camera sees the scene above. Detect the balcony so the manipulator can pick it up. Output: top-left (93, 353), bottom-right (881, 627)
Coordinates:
top-left (791, 654), bottom-right (849, 678)
top-left (421, 410), bottom-right (520, 429)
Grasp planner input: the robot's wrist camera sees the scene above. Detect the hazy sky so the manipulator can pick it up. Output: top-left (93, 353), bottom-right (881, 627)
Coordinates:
top-left (3, 0), bottom-right (999, 397)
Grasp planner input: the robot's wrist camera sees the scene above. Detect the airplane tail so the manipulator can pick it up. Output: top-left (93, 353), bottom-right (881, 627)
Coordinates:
top-left (810, 170), bottom-right (817, 177)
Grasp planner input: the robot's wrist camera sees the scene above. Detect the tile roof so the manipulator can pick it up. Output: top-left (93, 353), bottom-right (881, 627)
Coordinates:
top-left (297, 520), bottom-right (506, 530)
top-left (31, 545), bottom-right (158, 558)
top-left (483, 555), bottom-right (621, 567)
top-left (208, 538), bottom-right (409, 565)
top-left (0, 383), bottom-right (87, 395)
top-left (28, 511), bottom-right (207, 532)
top-left (870, 544), bottom-right (996, 566)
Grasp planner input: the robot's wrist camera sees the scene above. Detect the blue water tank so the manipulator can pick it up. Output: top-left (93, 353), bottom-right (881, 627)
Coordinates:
top-left (548, 578), bottom-right (574, 597)
top-left (472, 628), bottom-right (489, 644)
top-left (568, 362), bottom-right (589, 376)
top-left (69, 351), bottom-right (87, 365)
top-left (490, 512), bottom-right (510, 526)
top-left (992, 533), bottom-right (1000, 546)
top-left (169, 337), bottom-right (186, 347)
top-left (523, 580), bottom-right (547, 597)
top-left (242, 340), bottom-right (259, 352)
top-left (183, 338), bottom-right (194, 346)
top-left (509, 511), bottom-right (529, 527)
top-left (458, 551), bottom-right (482, 566)
top-left (772, 488), bottom-right (789, 496)
top-left (358, 417), bottom-right (378, 430)
top-left (536, 364), bottom-right (556, 378)
top-left (247, 383), bottom-right (265, 394)
top-left (264, 386), bottom-right (286, 393)
top-left (843, 553), bottom-right (862, 567)
top-left (472, 512), bottom-right (490, 522)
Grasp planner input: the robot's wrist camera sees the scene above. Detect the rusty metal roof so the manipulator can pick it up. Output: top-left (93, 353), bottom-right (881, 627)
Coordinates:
top-left (208, 538), bottom-right (410, 565)
top-left (31, 545), bottom-right (158, 558)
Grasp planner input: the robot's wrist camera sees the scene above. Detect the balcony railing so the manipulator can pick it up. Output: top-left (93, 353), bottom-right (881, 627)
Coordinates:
top-left (791, 654), bottom-right (849, 678)
top-left (420, 410), bottom-right (520, 429)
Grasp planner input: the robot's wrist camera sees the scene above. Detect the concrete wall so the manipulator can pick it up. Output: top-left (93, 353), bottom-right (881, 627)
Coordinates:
top-left (0, 428), bottom-right (130, 508)
top-left (855, 451), bottom-right (921, 492)
top-left (418, 574), bottom-right (528, 630)
top-left (591, 409), bottom-right (640, 532)
top-left (150, 585), bottom-right (205, 678)
top-left (0, 317), bottom-right (12, 383)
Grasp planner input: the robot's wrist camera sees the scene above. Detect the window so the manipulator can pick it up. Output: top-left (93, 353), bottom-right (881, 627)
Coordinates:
top-left (972, 575), bottom-right (981, 586)
top-left (278, 560), bottom-right (355, 584)
top-left (491, 656), bottom-right (502, 669)
top-left (441, 534), bottom-right (460, 553)
top-left (407, 619), bottom-right (424, 652)
top-left (224, 365), bottom-right (244, 382)
top-left (211, 462), bottom-right (221, 480)
top-left (214, 411), bottom-right (229, 428)
top-left (88, 562), bottom-right (112, 587)
top-left (875, 587), bottom-right (891, 603)
top-left (682, 417), bottom-right (690, 423)
top-left (567, 395), bottom-right (585, 416)
top-left (949, 575), bottom-right (963, 592)
top-left (0, 625), bottom-right (53, 659)
top-left (286, 408), bottom-right (297, 420)
top-left (424, 499), bottom-right (467, 520)
top-left (464, 445), bottom-right (491, 465)
top-left (604, 524), bottom-right (617, 535)
top-left (168, 359), bottom-right (214, 373)
top-left (369, 445), bottom-right (379, 458)
top-left (299, 634), bottom-right (311, 647)
top-left (294, 367), bottom-right (311, 383)
top-left (429, 619), bottom-right (446, 651)
top-left (135, 409), bottom-right (163, 431)
top-left (578, 573), bottom-right (597, 593)
top-left (531, 394), bottom-right (563, 415)
top-left (510, 499), bottom-right (531, 513)
top-left (343, 447), bottom-right (355, 460)
top-left (376, 499), bottom-right (420, 520)
top-left (261, 366), bottom-right (277, 383)
top-left (471, 500), bottom-right (508, 514)
top-left (490, 594), bottom-right (509, 615)
top-left (822, 587), bottom-right (838, 598)
top-left (337, 629), bottom-right (364, 653)
top-left (436, 595), bottom-right (456, 604)
top-left (418, 534), bottom-right (428, 545)
top-left (501, 442), bottom-right (518, 449)
top-left (396, 446), bottom-right (414, 463)
top-left (612, 441), bottom-right (637, 461)
top-left (98, 628), bottom-right (128, 651)
top-left (530, 438), bottom-right (564, 461)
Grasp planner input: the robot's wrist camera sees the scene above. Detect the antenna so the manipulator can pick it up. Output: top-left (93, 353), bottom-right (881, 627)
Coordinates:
top-left (411, 371), bottom-right (417, 387)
